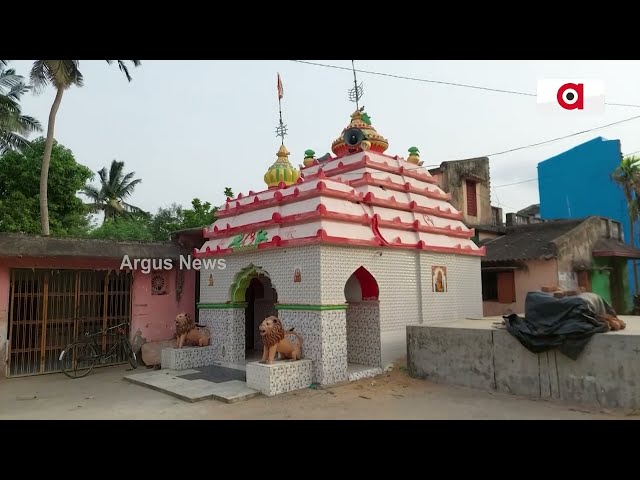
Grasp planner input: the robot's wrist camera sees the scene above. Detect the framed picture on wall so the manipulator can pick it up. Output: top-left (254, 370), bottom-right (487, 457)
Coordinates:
top-left (432, 266), bottom-right (447, 293)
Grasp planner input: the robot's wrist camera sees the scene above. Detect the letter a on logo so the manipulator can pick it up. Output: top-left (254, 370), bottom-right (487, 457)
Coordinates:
top-left (557, 83), bottom-right (584, 110)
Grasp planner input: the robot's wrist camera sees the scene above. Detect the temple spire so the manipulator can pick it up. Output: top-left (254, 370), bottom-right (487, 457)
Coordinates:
top-left (264, 73), bottom-right (300, 188)
top-left (348, 60), bottom-right (364, 109)
top-left (275, 73), bottom-right (287, 145)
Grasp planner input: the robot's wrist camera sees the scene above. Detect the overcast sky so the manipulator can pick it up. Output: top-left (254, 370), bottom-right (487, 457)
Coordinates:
top-left (8, 60), bottom-right (640, 217)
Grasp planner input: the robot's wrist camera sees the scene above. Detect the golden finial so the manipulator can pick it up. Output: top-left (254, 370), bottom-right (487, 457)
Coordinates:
top-left (264, 144), bottom-right (300, 188)
top-left (264, 74), bottom-right (300, 188)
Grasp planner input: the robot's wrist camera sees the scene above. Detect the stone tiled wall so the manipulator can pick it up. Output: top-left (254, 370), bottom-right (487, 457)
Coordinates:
top-left (418, 252), bottom-right (483, 321)
top-left (199, 246), bottom-right (482, 328)
top-left (161, 346), bottom-right (216, 370)
top-left (197, 244), bottom-right (482, 375)
top-left (278, 309), bottom-right (348, 385)
top-left (199, 246), bottom-right (322, 305)
top-left (246, 359), bottom-right (313, 396)
top-left (319, 246), bottom-right (483, 330)
top-left (346, 302), bottom-right (381, 367)
top-left (319, 245), bottom-right (482, 366)
top-left (198, 308), bottom-right (245, 363)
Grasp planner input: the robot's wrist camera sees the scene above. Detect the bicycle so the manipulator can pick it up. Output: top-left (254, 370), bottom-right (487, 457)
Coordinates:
top-left (59, 320), bottom-right (138, 379)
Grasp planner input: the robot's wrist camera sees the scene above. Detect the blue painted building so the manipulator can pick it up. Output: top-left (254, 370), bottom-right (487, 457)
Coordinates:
top-left (537, 136), bottom-right (636, 309)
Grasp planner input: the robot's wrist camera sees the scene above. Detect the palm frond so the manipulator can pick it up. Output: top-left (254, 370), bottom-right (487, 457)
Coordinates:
top-left (0, 130), bottom-right (30, 153)
top-left (83, 202), bottom-right (104, 214)
top-left (106, 60), bottom-right (141, 82)
top-left (97, 167), bottom-right (109, 188)
top-left (108, 160), bottom-right (125, 189)
top-left (120, 171), bottom-right (137, 186)
top-left (0, 96), bottom-right (20, 119)
top-left (14, 115), bottom-right (41, 133)
top-left (30, 60), bottom-right (83, 93)
top-left (0, 113), bottom-right (41, 136)
top-left (118, 178), bottom-right (142, 199)
top-left (0, 69), bottom-right (28, 94)
top-left (80, 185), bottom-right (102, 201)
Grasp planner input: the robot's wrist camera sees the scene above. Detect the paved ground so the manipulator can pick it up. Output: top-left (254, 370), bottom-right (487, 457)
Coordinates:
top-left (1, 360), bottom-right (639, 420)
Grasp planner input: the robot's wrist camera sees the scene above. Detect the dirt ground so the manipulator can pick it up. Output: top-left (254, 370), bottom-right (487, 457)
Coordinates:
top-left (1, 360), bottom-right (638, 420)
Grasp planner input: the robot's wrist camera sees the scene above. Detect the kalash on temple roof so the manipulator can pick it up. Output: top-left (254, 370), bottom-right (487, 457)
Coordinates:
top-left (194, 97), bottom-right (485, 259)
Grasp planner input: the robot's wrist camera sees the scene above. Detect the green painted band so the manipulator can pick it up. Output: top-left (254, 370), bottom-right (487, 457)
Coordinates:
top-left (275, 304), bottom-right (348, 311)
top-left (197, 302), bottom-right (247, 309)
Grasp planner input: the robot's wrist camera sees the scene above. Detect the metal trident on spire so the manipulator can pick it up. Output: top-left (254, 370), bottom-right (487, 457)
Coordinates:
top-left (348, 60), bottom-right (364, 109)
top-left (275, 72), bottom-right (287, 144)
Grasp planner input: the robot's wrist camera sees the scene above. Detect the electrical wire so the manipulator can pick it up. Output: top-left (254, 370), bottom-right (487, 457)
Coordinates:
top-left (292, 62), bottom-right (640, 167)
top-left (491, 149), bottom-right (640, 189)
top-left (291, 60), bottom-right (640, 109)
top-left (484, 115), bottom-right (640, 157)
top-left (288, 61), bottom-right (640, 212)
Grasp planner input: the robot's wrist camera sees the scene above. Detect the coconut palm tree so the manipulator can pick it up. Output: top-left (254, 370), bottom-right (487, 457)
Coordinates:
top-left (28, 60), bottom-right (141, 235)
top-left (612, 154), bottom-right (640, 293)
top-left (0, 61), bottom-right (42, 152)
top-left (82, 159), bottom-right (145, 223)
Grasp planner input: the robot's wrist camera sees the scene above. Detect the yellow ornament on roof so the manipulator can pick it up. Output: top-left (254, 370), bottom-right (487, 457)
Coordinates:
top-left (264, 144), bottom-right (300, 188)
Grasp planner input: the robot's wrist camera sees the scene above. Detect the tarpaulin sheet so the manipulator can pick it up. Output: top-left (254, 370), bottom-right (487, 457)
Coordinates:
top-left (503, 291), bottom-right (611, 360)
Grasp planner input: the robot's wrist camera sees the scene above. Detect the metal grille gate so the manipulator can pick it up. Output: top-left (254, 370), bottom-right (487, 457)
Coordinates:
top-left (7, 269), bottom-right (133, 377)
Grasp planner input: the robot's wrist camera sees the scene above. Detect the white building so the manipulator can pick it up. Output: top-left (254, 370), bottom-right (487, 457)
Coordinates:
top-left (194, 109), bottom-right (485, 385)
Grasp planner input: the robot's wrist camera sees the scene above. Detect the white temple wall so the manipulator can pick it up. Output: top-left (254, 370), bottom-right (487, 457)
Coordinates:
top-left (319, 245), bottom-right (483, 365)
top-left (197, 244), bottom-right (482, 374)
top-left (319, 245), bottom-right (483, 325)
top-left (198, 245), bottom-right (323, 305)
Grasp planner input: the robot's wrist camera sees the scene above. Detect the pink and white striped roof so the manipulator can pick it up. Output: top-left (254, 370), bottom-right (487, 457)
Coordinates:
top-left (194, 151), bottom-right (486, 258)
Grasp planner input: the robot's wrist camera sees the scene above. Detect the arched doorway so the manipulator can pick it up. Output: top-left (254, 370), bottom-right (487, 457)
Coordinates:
top-left (344, 267), bottom-right (381, 373)
top-left (245, 275), bottom-right (277, 360)
top-left (228, 264), bottom-right (278, 362)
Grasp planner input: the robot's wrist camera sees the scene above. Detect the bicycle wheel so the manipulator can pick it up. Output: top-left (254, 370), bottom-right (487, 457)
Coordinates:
top-left (59, 342), bottom-right (98, 379)
top-left (122, 339), bottom-right (138, 370)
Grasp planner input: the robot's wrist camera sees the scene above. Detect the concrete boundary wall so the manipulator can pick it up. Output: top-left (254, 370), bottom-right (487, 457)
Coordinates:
top-left (407, 319), bottom-right (640, 410)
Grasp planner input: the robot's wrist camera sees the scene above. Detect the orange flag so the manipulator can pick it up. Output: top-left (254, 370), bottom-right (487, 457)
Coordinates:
top-left (277, 73), bottom-right (283, 99)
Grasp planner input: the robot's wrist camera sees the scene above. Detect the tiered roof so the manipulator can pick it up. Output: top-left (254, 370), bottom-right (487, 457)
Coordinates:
top-left (194, 110), bottom-right (486, 258)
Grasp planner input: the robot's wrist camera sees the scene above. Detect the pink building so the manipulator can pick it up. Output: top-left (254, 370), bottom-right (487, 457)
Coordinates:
top-left (0, 234), bottom-right (196, 377)
top-left (480, 216), bottom-right (640, 316)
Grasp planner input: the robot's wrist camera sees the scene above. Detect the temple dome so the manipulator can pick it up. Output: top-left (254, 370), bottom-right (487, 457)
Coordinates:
top-left (331, 109), bottom-right (389, 157)
top-left (264, 144), bottom-right (300, 188)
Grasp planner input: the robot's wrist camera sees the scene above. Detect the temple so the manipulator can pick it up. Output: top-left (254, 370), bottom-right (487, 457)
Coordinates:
top-left (194, 107), bottom-right (485, 385)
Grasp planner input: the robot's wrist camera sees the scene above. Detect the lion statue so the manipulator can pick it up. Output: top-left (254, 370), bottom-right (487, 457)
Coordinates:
top-left (175, 312), bottom-right (211, 348)
top-left (258, 316), bottom-right (303, 364)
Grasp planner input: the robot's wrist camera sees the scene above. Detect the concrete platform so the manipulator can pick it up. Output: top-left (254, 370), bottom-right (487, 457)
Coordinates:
top-left (407, 316), bottom-right (640, 410)
top-left (124, 365), bottom-right (259, 403)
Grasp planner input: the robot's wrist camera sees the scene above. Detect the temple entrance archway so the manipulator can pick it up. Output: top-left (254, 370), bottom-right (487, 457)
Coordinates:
top-left (344, 267), bottom-right (381, 375)
top-left (228, 264), bottom-right (277, 361)
top-left (244, 275), bottom-right (277, 360)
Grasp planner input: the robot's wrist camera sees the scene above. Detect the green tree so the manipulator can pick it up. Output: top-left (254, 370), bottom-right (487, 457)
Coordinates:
top-left (182, 198), bottom-right (217, 228)
top-left (224, 187), bottom-right (234, 199)
top-left (612, 155), bottom-right (640, 293)
top-left (148, 203), bottom-right (184, 241)
top-left (0, 137), bottom-right (93, 235)
top-left (84, 192), bottom-right (222, 242)
top-left (82, 159), bottom-right (144, 223)
top-left (0, 61), bottom-right (42, 152)
top-left (28, 60), bottom-right (141, 236)
top-left (88, 215), bottom-right (153, 241)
